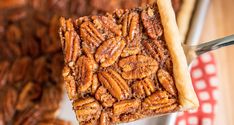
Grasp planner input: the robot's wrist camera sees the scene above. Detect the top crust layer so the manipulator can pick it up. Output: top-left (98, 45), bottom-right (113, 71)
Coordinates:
top-left (157, 0), bottom-right (199, 109)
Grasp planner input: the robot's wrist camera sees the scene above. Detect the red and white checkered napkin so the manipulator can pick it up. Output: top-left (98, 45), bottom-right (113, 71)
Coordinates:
top-left (175, 52), bottom-right (218, 125)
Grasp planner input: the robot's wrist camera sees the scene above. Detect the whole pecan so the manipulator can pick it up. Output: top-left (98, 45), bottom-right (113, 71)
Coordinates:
top-left (119, 55), bottom-right (158, 79)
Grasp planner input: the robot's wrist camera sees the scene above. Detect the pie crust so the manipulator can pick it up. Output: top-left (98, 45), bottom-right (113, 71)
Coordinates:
top-left (157, 0), bottom-right (199, 109)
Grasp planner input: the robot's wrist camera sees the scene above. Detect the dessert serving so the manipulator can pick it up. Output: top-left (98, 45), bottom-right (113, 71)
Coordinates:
top-left (59, 0), bottom-right (199, 124)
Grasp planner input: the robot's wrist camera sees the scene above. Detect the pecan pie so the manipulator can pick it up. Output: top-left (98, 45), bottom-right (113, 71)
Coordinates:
top-left (59, 0), bottom-right (199, 124)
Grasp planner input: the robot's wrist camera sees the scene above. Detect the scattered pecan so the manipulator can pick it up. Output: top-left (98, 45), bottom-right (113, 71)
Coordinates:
top-left (8, 57), bottom-right (32, 83)
top-left (16, 82), bottom-right (38, 111)
top-left (75, 56), bottom-right (94, 93)
top-left (80, 21), bottom-right (105, 54)
top-left (132, 78), bottom-right (156, 99)
top-left (119, 55), bottom-right (158, 79)
top-left (73, 97), bottom-right (102, 122)
top-left (6, 24), bottom-right (21, 42)
top-left (21, 37), bottom-right (40, 57)
top-left (1, 87), bottom-right (17, 123)
top-left (50, 54), bottom-right (64, 83)
top-left (60, 17), bottom-right (81, 64)
top-left (95, 37), bottom-right (126, 67)
top-left (98, 69), bottom-right (131, 100)
top-left (95, 86), bottom-right (116, 107)
top-left (33, 57), bottom-right (49, 83)
top-left (113, 99), bottom-right (141, 115)
top-left (40, 85), bottom-right (62, 111)
top-left (13, 106), bottom-right (43, 125)
top-left (157, 69), bottom-right (177, 96)
top-left (141, 6), bottom-right (163, 39)
top-left (0, 61), bottom-right (10, 89)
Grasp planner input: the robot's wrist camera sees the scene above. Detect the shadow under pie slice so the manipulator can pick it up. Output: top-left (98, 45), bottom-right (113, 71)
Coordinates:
top-left (59, 0), bottom-right (199, 124)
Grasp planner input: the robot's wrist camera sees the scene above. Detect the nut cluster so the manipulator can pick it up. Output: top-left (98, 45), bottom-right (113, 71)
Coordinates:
top-left (60, 4), bottom-right (179, 125)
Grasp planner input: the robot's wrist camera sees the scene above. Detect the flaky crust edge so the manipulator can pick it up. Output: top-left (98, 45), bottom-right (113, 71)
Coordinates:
top-left (177, 0), bottom-right (196, 42)
top-left (157, 0), bottom-right (199, 110)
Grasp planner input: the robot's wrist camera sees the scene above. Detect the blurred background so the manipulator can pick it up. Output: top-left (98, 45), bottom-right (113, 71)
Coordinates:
top-left (199, 0), bottom-right (234, 125)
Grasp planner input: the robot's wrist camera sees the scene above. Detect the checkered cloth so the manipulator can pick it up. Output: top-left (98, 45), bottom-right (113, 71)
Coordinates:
top-left (176, 53), bottom-right (218, 125)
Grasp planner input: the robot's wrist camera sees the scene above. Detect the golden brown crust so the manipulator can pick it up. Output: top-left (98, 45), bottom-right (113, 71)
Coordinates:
top-left (157, 0), bottom-right (199, 110)
top-left (177, 0), bottom-right (196, 42)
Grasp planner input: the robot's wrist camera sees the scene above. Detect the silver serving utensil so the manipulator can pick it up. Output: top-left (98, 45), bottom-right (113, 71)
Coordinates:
top-left (183, 34), bottom-right (234, 66)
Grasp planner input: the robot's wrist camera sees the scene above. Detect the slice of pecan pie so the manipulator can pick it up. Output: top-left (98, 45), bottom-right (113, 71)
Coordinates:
top-left (59, 0), bottom-right (199, 124)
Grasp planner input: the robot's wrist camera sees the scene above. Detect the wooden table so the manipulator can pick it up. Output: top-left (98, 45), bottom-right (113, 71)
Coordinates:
top-left (199, 0), bottom-right (234, 124)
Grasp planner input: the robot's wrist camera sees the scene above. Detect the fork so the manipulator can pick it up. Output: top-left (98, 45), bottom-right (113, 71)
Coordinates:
top-left (182, 34), bottom-right (234, 66)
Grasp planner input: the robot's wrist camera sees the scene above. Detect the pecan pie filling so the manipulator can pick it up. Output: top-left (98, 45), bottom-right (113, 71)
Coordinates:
top-left (60, 4), bottom-right (180, 125)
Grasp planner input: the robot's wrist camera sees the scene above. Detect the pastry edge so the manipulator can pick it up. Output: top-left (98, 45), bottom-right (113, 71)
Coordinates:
top-left (157, 0), bottom-right (199, 110)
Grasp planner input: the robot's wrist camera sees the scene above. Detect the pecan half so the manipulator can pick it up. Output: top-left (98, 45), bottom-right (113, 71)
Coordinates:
top-left (98, 69), bottom-right (131, 100)
top-left (75, 56), bottom-right (94, 93)
top-left (91, 74), bottom-right (100, 95)
top-left (141, 6), bottom-right (163, 39)
top-left (99, 111), bottom-right (111, 125)
top-left (95, 37), bottom-right (126, 67)
top-left (119, 55), bottom-right (158, 79)
top-left (80, 21), bottom-right (105, 54)
top-left (142, 40), bottom-right (168, 62)
top-left (60, 17), bottom-right (81, 63)
top-left (121, 11), bottom-right (141, 57)
top-left (132, 78), bottom-right (156, 99)
top-left (157, 69), bottom-right (177, 96)
top-left (142, 91), bottom-right (168, 107)
top-left (142, 91), bottom-right (178, 113)
top-left (98, 16), bottom-right (122, 36)
top-left (63, 66), bottom-right (78, 100)
top-left (73, 98), bottom-right (102, 122)
top-left (113, 99), bottom-right (141, 115)
top-left (95, 86), bottom-right (116, 107)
